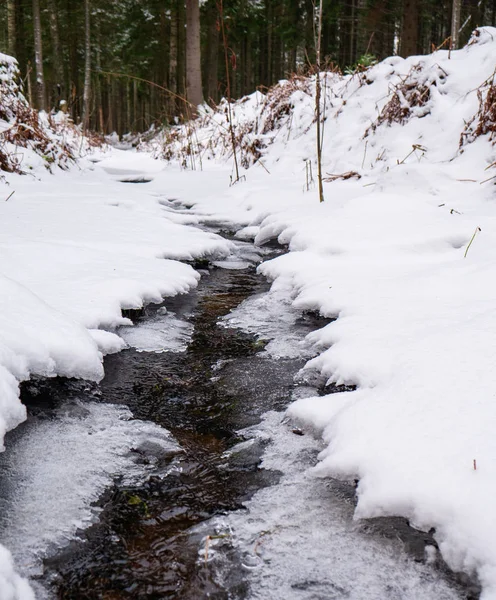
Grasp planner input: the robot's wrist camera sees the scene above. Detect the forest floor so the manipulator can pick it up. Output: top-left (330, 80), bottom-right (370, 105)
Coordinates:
top-left (1, 26), bottom-right (496, 600)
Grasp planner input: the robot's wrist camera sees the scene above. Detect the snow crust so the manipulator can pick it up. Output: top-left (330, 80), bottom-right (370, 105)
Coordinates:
top-left (137, 27), bottom-right (496, 597)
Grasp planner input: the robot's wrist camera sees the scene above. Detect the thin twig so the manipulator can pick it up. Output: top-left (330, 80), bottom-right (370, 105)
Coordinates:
top-left (464, 226), bottom-right (481, 258)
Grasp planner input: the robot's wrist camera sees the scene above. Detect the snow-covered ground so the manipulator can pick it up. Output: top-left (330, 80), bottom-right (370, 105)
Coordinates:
top-left (2, 26), bottom-right (496, 599)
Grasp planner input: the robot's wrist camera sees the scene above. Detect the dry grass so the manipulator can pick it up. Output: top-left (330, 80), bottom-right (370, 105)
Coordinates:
top-left (259, 75), bottom-right (312, 134)
top-left (366, 64), bottom-right (446, 136)
top-left (323, 171), bottom-right (361, 182)
top-left (460, 74), bottom-right (496, 146)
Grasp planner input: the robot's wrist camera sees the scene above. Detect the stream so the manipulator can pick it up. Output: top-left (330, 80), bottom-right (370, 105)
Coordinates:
top-left (0, 220), bottom-right (478, 599)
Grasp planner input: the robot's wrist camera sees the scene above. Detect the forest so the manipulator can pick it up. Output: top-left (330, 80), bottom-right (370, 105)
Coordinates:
top-left (0, 0), bottom-right (494, 135)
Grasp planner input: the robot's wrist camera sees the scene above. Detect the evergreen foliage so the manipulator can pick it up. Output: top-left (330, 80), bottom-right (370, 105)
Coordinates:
top-left (0, 0), bottom-right (492, 134)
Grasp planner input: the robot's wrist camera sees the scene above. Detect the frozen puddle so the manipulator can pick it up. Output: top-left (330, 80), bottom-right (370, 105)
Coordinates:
top-left (0, 400), bottom-right (180, 596)
top-left (196, 411), bottom-right (464, 599)
top-left (119, 307), bottom-right (193, 353)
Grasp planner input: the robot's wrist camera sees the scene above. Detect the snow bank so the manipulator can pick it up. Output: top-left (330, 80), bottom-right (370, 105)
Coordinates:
top-left (144, 27), bottom-right (496, 597)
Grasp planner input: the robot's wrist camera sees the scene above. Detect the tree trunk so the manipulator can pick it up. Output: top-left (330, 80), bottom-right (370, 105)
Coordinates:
top-left (32, 0), bottom-right (45, 110)
top-left (315, 0), bottom-right (324, 203)
top-left (304, 0), bottom-right (316, 68)
top-left (47, 0), bottom-right (64, 109)
top-left (15, 0), bottom-right (27, 73)
top-left (94, 20), bottom-right (104, 132)
top-left (7, 0), bottom-right (16, 58)
top-left (177, 0), bottom-right (186, 113)
top-left (186, 0), bottom-right (203, 114)
top-left (204, 0), bottom-right (219, 103)
top-left (400, 0), bottom-right (419, 57)
top-left (169, 0), bottom-right (178, 115)
top-left (451, 0), bottom-right (462, 48)
top-left (82, 0), bottom-right (91, 130)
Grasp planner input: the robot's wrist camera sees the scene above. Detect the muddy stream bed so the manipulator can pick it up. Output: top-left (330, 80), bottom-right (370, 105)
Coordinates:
top-left (0, 231), bottom-right (478, 600)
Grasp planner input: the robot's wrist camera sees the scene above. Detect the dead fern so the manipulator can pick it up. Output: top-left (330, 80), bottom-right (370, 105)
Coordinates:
top-left (366, 63), bottom-right (447, 136)
top-left (323, 171), bottom-right (361, 182)
top-left (259, 75), bottom-right (312, 134)
top-left (460, 74), bottom-right (496, 146)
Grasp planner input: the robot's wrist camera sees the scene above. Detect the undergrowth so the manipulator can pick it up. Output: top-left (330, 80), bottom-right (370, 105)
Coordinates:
top-left (366, 63), bottom-right (447, 136)
top-left (0, 54), bottom-right (99, 174)
top-left (460, 71), bottom-right (496, 146)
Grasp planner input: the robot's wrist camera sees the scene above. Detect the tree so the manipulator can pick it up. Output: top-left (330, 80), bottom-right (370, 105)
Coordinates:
top-left (186, 0), bottom-right (203, 112)
top-left (315, 0), bottom-right (325, 203)
top-left (451, 0), bottom-right (462, 48)
top-left (7, 0), bottom-right (16, 58)
top-left (47, 0), bottom-right (64, 108)
top-left (82, 0), bottom-right (91, 129)
top-left (32, 0), bottom-right (45, 110)
top-left (400, 0), bottom-right (420, 57)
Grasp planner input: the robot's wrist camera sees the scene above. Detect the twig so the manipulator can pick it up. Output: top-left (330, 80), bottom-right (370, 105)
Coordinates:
top-left (5, 190), bottom-right (15, 201)
top-left (464, 226), bottom-right (481, 258)
top-left (480, 174), bottom-right (496, 184)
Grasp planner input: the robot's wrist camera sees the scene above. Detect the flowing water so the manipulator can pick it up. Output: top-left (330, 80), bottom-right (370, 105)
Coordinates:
top-left (0, 230), bottom-right (478, 600)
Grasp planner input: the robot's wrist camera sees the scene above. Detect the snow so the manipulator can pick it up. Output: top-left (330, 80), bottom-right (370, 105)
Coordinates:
top-left (2, 26), bottom-right (496, 599)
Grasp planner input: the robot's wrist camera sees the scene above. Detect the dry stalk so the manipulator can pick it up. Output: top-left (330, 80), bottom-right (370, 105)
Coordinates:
top-left (323, 171), bottom-right (361, 182)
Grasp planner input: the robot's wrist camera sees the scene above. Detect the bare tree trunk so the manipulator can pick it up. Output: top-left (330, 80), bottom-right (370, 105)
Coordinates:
top-left (94, 21), bottom-right (104, 132)
top-left (400, 0), bottom-right (419, 56)
top-left (107, 74), bottom-right (113, 132)
top-left (205, 0), bottom-right (219, 103)
top-left (219, 0), bottom-right (240, 183)
top-left (169, 1), bottom-right (178, 114)
top-left (315, 0), bottom-right (324, 203)
top-left (7, 0), bottom-right (16, 58)
top-left (32, 0), bottom-right (45, 110)
top-left (133, 79), bottom-right (138, 130)
top-left (177, 0), bottom-right (186, 112)
top-left (186, 0), bottom-right (203, 114)
top-left (26, 62), bottom-right (33, 106)
top-left (47, 0), bottom-right (64, 108)
top-left (451, 0), bottom-right (462, 48)
top-left (82, 0), bottom-right (91, 130)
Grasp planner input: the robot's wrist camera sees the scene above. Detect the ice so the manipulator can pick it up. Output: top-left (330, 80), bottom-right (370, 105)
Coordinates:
top-left (223, 280), bottom-right (317, 359)
top-left (201, 411), bottom-right (464, 600)
top-left (119, 310), bottom-right (193, 353)
top-left (0, 401), bottom-right (180, 587)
